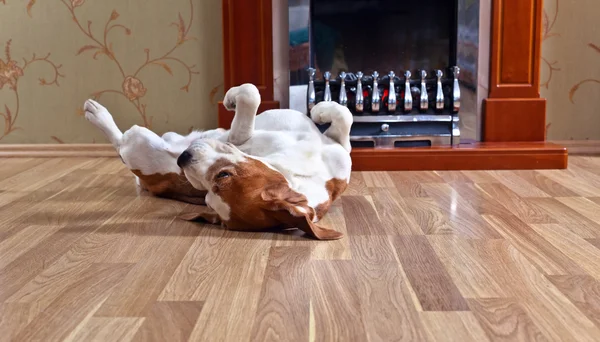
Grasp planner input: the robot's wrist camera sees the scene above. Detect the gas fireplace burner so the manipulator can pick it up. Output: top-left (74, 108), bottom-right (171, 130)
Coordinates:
top-left (307, 66), bottom-right (462, 148)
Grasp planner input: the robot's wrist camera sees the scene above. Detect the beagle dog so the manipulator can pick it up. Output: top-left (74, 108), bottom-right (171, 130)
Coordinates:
top-left (84, 83), bottom-right (352, 239)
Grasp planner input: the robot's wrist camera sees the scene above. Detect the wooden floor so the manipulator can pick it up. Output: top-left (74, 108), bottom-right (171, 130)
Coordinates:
top-left (1, 157), bottom-right (600, 341)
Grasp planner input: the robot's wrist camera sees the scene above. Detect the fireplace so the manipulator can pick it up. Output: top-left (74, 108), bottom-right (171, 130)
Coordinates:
top-left (287, 0), bottom-right (483, 148)
top-left (218, 0), bottom-right (567, 170)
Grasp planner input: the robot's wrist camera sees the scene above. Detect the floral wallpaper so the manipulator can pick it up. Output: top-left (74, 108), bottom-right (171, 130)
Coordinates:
top-left (541, 0), bottom-right (600, 140)
top-left (0, 0), bottom-right (223, 143)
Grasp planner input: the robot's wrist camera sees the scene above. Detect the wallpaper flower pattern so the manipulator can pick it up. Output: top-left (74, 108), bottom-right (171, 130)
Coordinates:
top-left (540, 0), bottom-right (560, 90)
top-left (569, 44), bottom-right (600, 105)
top-left (0, 40), bottom-right (63, 140)
top-left (0, 0), bottom-right (223, 143)
top-left (540, 0), bottom-right (600, 140)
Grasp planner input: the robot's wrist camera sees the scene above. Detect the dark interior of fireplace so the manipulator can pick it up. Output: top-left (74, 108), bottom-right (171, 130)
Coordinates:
top-left (310, 0), bottom-right (457, 79)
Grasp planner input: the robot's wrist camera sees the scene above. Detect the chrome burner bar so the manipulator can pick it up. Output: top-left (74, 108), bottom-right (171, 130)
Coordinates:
top-left (352, 114), bottom-right (459, 123)
top-left (308, 66), bottom-right (463, 147)
top-left (351, 134), bottom-right (452, 148)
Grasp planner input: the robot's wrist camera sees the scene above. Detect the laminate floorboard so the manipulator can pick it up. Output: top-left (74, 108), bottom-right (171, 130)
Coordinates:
top-left (1, 156), bottom-right (600, 341)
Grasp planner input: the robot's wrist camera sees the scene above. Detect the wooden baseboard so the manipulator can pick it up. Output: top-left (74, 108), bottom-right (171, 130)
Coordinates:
top-left (1, 141), bottom-right (568, 170)
top-left (350, 142), bottom-right (567, 171)
top-left (0, 144), bottom-right (116, 158)
top-left (550, 140), bottom-right (600, 155)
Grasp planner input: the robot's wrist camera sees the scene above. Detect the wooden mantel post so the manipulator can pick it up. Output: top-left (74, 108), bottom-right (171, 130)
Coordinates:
top-left (218, 0), bottom-right (280, 129)
top-left (483, 0), bottom-right (547, 142)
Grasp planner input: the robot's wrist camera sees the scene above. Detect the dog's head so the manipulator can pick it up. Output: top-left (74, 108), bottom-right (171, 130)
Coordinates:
top-left (177, 139), bottom-right (342, 240)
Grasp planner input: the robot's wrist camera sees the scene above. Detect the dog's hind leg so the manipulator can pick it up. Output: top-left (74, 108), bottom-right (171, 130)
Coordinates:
top-left (222, 83), bottom-right (261, 145)
top-left (83, 99), bottom-right (207, 204)
top-left (84, 99), bottom-right (123, 149)
top-left (310, 101), bottom-right (353, 152)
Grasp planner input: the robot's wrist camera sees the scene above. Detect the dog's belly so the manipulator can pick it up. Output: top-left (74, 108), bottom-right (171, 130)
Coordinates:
top-left (254, 109), bottom-right (316, 132)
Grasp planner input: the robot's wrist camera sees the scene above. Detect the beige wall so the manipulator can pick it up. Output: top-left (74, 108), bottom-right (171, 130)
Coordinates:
top-left (541, 0), bottom-right (600, 140)
top-left (1, 0), bottom-right (598, 144)
top-left (0, 0), bottom-right (223, 143)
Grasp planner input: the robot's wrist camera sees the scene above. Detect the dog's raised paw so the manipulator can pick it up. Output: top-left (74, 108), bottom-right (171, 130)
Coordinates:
top-left (223, 84), bottom-right (261, 111)
top-left (310, 101), bottom-right (338, 124)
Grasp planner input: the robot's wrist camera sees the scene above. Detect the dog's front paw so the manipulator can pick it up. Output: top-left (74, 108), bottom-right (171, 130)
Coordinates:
top-left (223, 83), bottom-right (261, 111)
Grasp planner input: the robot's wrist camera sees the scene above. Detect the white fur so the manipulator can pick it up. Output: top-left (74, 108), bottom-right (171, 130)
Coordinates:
top-left (84, 99), bottom-right (224, 179)
top-left (206, 191), bottom-right (231, 221)
top-left (183, 84), bottom-right (353, 214)
top-left (84, 83), bottom-right (353, 218)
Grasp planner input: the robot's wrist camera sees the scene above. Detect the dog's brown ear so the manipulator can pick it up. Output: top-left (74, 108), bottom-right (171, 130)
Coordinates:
top-left (261, 184), bottom-right (343, 240)
top-left (269, 210), bottom-right (343, 240)
top-left (178, 209), bottom-right (221, 225)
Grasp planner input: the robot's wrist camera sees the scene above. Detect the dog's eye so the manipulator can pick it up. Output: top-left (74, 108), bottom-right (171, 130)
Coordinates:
top-left (216, 171), bottom-right (231, 179)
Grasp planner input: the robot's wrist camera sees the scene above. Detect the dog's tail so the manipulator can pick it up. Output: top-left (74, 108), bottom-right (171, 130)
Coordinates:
top-left (310, 102), bottom-right (353, 152)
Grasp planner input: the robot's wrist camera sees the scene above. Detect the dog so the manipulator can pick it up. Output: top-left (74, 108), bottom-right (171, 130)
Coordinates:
top-left (84, 83), bottom-right (353, 239)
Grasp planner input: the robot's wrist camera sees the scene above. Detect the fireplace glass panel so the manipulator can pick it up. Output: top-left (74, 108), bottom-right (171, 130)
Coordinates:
top-left (287, 0), bottom-right (484, 143)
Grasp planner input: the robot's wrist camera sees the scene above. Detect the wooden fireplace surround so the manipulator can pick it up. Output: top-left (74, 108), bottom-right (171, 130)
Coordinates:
top-left (218, 0), bottom-right (567, 171)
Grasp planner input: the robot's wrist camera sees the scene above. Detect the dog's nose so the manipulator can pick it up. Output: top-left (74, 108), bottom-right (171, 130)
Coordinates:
top-left (177, 150), bottom-right (193, 168)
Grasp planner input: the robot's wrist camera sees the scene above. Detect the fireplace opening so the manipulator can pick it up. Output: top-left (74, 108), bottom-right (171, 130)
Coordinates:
top-left (286, 0), bottom-right (484, 147)
top-left (309, 0), bottom-right (456, 82)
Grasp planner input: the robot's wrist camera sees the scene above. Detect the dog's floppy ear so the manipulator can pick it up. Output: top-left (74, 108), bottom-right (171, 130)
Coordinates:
top-left (261, 184), bottom-right (343, 240)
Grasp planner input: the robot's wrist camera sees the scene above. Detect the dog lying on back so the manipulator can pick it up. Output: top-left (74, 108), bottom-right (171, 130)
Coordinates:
top-left (84, 83), bottom-right (353, 239)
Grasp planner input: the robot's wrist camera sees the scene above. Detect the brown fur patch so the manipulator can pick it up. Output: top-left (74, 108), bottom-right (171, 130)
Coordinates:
top-left (315, 178), bottom-right (349, 220)
top-left (131, 169), bottom-right (207, 205)
top-left (209, 158), bottom-right (292, 230)
top-left (327, 178), bottom-right (349, 202)
top-left (206, 158), bottom-right (236, 184)
top-left (201, 157), bottom-right (343, 239)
